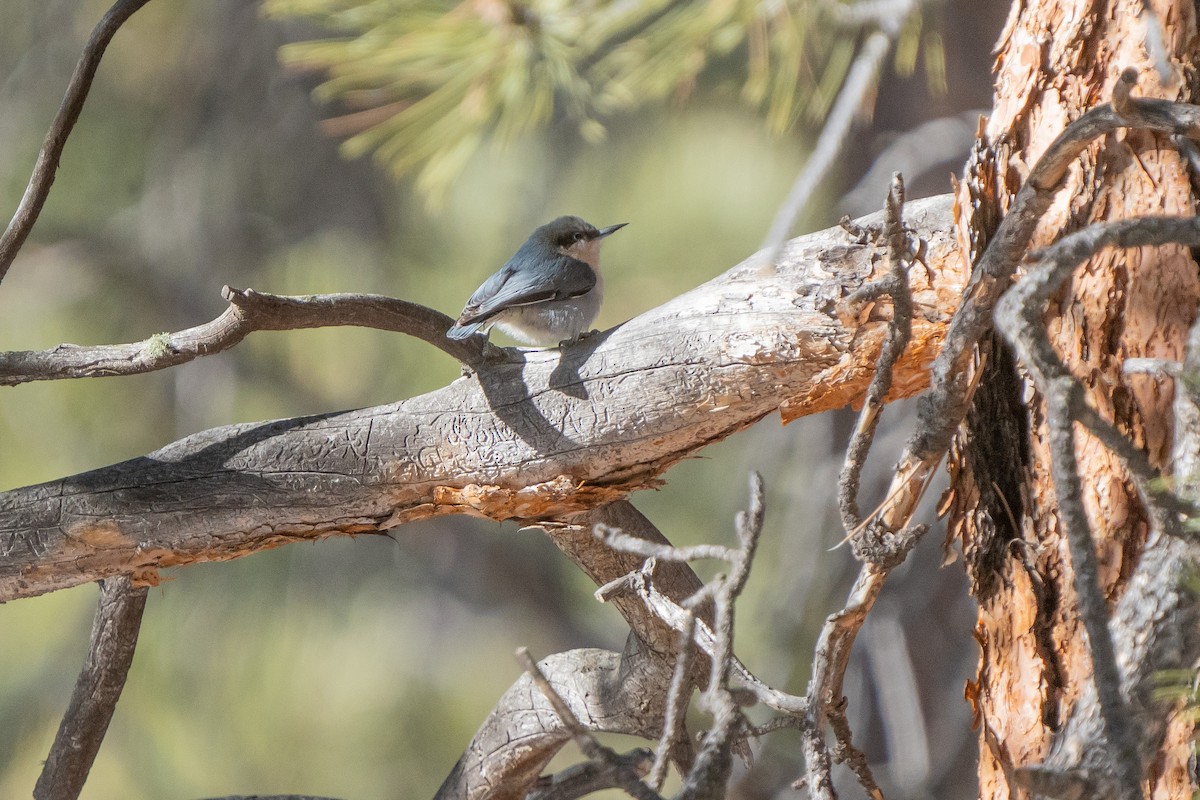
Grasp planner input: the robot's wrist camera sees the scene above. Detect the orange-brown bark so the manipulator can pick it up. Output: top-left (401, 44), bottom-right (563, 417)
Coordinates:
top-left (952, 1), bottom-right (1200, 797)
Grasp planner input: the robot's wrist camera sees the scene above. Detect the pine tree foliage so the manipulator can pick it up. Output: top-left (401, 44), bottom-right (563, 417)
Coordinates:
top-left (262, 0), bottom-right (939, 195)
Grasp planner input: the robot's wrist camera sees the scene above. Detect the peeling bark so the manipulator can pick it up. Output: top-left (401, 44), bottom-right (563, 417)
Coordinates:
top-left (953, 1), bottom-right (1200, 797)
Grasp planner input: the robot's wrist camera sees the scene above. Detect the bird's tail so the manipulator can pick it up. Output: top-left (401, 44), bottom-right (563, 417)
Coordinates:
top-left (446, 321), bottom-right (485, 340)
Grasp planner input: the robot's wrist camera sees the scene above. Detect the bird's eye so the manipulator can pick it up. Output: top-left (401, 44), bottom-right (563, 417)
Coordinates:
top-left (574, 232), bottom-right (587, 242)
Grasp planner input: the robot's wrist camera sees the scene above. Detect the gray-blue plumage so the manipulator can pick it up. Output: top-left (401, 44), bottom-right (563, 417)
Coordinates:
top-left (447, 216), bottom-right (626, 345)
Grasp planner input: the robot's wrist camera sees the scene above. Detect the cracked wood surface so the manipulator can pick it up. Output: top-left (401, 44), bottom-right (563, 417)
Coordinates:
top-left (0, 195), bottom-right (962, 602)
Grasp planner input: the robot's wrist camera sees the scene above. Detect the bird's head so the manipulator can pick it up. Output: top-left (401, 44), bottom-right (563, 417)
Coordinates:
top-left (535, 216), bottom-right (628, 268)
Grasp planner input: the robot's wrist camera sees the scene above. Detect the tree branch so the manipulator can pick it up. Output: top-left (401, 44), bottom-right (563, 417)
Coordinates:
top-left (516, 647), bottom-right (662, 800)
top-left (0, 0), bottom-right (155, 284)
top-left (33, 576), bottom-right (148, 800)
top-left (0, 286), bottom-right (488, 385)
top-left (435, 502), bottom-right (700, 800)
top-left (837, 173), bottom-right (913, 534)
top-left (0, 196), bottom-right (961, 603)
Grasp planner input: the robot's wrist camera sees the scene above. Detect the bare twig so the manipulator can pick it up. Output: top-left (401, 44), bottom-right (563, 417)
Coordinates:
top-left (803, 567), bottom-right (886, 800)
top-left (592, 475), bottom-right (810, 800)
top-left (592, 528), bottom-right (738, 564)
top-left (809, 176), bottom-right (915, 800)
top-left (34, 576), bottom-right (148, 800)
top-left (0, 0), bottom-right (155, 284)
top-left (900, 68), bottom-right (1200, 479)
top-left (516, 648), bottom-right (663, 800)
top-left (439, 503), bottom-right (701, 800)
top-left (601, 561), bottom-right (807, 716)
top-left (838, 174), bottom-right (913, 533)
top-left (994, 214), bottom-right (1199, 532)
top-left (675, 474), bottom-right (766, 800)
top-left (649, 613), bottom-right (697, 790)
top-left (1123, 357), bottom-right (1182, 376)
top-left (1044, 382), bottom-right (1141, 800)
top-left (0, 286), bottom-right (489, 385)
top-left (708, 473), bottom-right (765, 687)
top-left (527, 753), bottom-right (656, 800)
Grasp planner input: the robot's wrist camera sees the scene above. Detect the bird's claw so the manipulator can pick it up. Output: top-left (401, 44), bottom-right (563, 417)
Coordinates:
top-left (558, 328), bottom-right (600, 348)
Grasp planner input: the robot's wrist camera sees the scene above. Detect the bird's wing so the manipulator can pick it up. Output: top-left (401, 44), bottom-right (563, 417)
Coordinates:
top-left (456, 254), bottom-right (596, 326)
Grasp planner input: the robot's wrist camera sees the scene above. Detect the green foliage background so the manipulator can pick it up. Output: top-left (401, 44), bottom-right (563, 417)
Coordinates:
top-left (0, 1), bottom-right (982, 798)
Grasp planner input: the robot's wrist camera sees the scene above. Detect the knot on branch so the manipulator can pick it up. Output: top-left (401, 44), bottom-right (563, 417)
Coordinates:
top-left (850, 522), bottom-right (927, 569)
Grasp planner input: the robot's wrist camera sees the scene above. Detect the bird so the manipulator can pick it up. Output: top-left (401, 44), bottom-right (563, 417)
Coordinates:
top-left (446, 215), bottom-right (627, 346)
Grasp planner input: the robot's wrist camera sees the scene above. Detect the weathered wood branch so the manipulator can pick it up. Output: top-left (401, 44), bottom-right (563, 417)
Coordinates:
top-left (0, 195), bottom-right (961, 602)
top-left (0, 287), bottom-right (487, 385)
top-left (34, 576), bottom-right (148, 800)
top-left (436, 502), bottom-right (708, 800)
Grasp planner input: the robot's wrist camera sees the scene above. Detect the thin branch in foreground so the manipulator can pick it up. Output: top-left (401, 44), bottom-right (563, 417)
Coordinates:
top-left (593, 528), bottom-right (739, 564)
top-left (1043, 383), bottom-right (1141, 800)
top-left (808, 176), bottom-right (915, 800)
top-left (0, 0), bottom-right (155, 284)
top-left (0, 285), bottom-right (489, 386)
top-left (649, 613), bottom-right (698, 790)
top-left (601, 560), bottom-right (807, 716)
top-left (837, 173), bottom-right (914, 534)
top-left (994, 215), bottom-right (1199, 530)
top-left (515, 647), bottom-right (663, 800)
top-left (34, 576), bottom-right (148, 800)
top-left (595, 475), bottom-right (819, 800)
top-left (675, 474), bottom-right (766, 800)
top-left (592, 474), bottom-right (814, 800)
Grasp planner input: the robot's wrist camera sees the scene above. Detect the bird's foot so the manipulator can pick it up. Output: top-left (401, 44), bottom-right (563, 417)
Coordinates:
top-left (558, 328), bottom-right (600, 348)
top-left (482, 341), bottom-right (509, 361)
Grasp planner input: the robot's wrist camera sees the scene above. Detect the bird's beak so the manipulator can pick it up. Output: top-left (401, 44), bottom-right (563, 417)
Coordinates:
top-left (596, 223), bottom-right (628, 239)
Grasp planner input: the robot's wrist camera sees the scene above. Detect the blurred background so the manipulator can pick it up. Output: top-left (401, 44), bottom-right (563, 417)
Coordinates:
top-left (0, 1), bottom-right (1005, 797)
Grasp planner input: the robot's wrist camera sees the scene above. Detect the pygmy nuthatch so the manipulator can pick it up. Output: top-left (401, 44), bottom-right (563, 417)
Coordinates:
top-left (446, 216), bottom-right (627, 346)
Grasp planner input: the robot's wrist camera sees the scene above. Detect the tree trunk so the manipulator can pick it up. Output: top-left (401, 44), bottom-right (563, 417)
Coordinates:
top-left (951, 0), bottom-right (1200, 797)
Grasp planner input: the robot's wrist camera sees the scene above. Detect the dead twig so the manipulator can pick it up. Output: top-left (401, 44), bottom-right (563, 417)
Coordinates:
top-left (838, 173), bottom-right (914, 535)
top-left (34, 576), bottom-right (149, 800)
top-left (595, 475), bottom-right (809, 799)
top-left (649, 614), bottom-right (697, 790)
top-left (0, 0), bottom-right (155, 284)
top-left (809, 175), bottom-right (915, 800)
top-left (0, 286), bottom-right (489, 385)
top-left (994, 214), bottom-right (1197, 534)
top-left (676, 474), bottom-right (766, 800)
